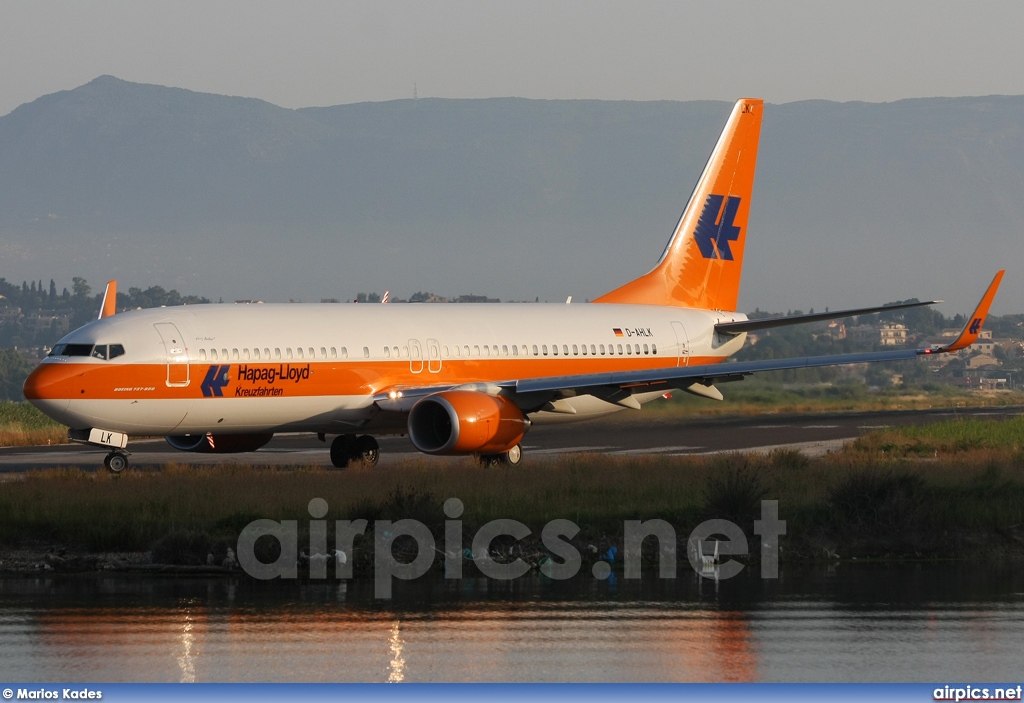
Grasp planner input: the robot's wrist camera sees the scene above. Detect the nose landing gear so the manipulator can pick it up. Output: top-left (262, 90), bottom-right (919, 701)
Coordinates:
top-left (103, 450), bottom-right (130, 474)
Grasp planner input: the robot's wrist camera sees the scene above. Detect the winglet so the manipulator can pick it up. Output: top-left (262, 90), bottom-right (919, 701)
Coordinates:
top-left (98, 280), bottom-right (117, 319)
top-left (927, 271), bottom-right (1004, 354)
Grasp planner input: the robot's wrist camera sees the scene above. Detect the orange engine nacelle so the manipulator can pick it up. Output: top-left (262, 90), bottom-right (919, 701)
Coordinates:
top-left (408, 391), bottom-right (527, 455)
top-left (165, 433), bottom-right (274, 453)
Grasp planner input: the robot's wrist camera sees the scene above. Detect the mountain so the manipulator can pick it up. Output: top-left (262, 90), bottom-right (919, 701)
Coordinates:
top-left (1, 76), bottom-right (1022, 314)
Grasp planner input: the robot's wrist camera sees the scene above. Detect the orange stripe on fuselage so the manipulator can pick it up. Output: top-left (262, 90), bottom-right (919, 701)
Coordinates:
top-left (25, 356), bottom-right (729, 402)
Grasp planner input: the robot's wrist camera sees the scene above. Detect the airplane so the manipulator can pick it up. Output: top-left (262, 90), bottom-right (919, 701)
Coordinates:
top-left (23, 98), bottom-right (1004, 473)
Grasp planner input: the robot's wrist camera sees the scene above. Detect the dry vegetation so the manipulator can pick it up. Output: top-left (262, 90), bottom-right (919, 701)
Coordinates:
top-left (2, 415), bottom-right (1024, 570)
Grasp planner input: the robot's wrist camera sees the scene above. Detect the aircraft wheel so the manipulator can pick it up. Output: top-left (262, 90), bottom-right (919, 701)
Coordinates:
top-left (330, 435), bottom-right (353, 469)
top-left (352, 435), bottom-right (380, 467)
top-left (104, 451), bottom-right (128, 474)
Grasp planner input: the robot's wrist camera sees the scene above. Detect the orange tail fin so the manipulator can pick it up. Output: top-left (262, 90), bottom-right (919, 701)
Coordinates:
top-left (98, 280), bottom-right (117, 319)
top-left (594, 98), bottom-right (763, 310)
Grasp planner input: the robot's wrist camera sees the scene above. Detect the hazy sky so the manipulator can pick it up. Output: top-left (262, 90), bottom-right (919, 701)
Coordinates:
top-left (3, 0), bottom-right (1024, 117)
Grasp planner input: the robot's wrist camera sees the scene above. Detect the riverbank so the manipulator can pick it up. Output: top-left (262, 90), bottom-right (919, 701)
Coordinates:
top-left (2, 415), bottom-right (1023, 576)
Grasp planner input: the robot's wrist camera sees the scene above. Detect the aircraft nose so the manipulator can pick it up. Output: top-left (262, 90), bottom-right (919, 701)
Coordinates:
top-left (23, 363), bottom-right (71, 416)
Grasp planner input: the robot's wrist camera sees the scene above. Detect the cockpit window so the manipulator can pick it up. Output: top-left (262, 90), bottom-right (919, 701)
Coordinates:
top-left (61, 344), bottom-right (95, 357)
top-left (48, 343), bottom-right (126, 359)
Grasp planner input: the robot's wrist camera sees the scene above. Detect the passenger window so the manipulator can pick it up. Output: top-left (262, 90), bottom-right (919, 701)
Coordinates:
top-left (635, 344), bottom-right (641, 355)
top-left (232, 349), bottom-right (240, 361)
top-left (264, 348), bottom-right (271, 359)
top-left (652, 344), bottom-right (657, 355)
top-left (483, 346), bottom-right (490, 357)
top-left (274, 348), bottom-right (282, 360)
top-left (563, 345), bottom-right (569, 356)
top-left (552, 345), bottom-right (558, 356)
top-left (580, 344), bottom-right (586, 356)
top-left (199, 349), bottom-right (207, 361)
top-left (384, 347), bottom-right (391, 359)
top-left (296, 348), bottom-right (304, 360)
top-left (443, 345), bottom-right (449, 358)
top-left (243, 349), bottom-right (250, 361)
top-left (308, 347), bottom-right (315, 358)
top-left (617, 344), bottom-right (623, 355)
top-left (464, 345), bottom-right (470, 357)
top-left (340, 347), bottom-right (348, 359)
top-left (600, 344), bottom-right (606, 355)
top-left (542, 345), bottom-right (548, 356)
top-left (512, 345), bottom-right (518, 356)
top-left (362, 347), bottom-right (369, 358)
top-left (473, 345), bottom-right (480, 356)
top-left (211, 349), bottom-right (219, 361)
top-left (401, 346), bottom-right (408, 357)
top-left (643, 344), bottom-right (649, 355)
top-left (492, 345), bottom-right (499, 356)
top-left (533, 345), bottom-right (539, 356)
top-left (286, 348), bottom-right (293, 360)
top-left (452, 345), bottom-right (460, 357)
top-left (572, 344), bottom-right (579, 355)
top-left (502, 345), bottom-right (508, 356)
top-left (253, 348), bottom-right (260, 360)
top-left (590, 344), bottom-right (596, 355)
top-left (330, 347), bottom-right (337, 359)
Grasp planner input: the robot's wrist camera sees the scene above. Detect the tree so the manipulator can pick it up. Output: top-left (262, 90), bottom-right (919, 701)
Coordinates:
top-left (0, 349), bottom-right (35, 401)
top-left (72, 277), bottom-right (91, 298)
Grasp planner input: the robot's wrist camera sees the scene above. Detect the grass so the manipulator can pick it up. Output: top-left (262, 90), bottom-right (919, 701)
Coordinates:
top-left (0, 401), bottom-right (66, 447)
top-left (635, 380), bottom-right (1024, 420)
top-left (2, 422), bottom-right (1024, 565)
top-left (850, 415), bottom-right (1024, 456)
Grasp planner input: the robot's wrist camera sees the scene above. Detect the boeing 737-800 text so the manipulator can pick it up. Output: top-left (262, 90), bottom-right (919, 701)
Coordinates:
top-left (23, 99), bottom-right (1004, 472)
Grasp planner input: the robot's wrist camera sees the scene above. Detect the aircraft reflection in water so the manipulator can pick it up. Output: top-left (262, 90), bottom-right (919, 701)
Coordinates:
top-left (27, 601), bottom-right (756, 682)
top-left (23, 98), bottom-right (1004, 471)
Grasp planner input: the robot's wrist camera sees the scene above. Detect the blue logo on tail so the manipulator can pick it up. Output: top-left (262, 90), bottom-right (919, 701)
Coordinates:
top-left (694, 194), bottom-right (741, 260)
top-left (969, 318), bottom-right (982, 335)
top-left (201, 365), bottom-right (231, 397)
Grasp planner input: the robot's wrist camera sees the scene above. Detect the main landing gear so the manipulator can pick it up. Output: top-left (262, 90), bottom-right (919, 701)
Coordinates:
top-left (329, 434), bottom-right (380, 469)
top-left (477, 444), bottom-right (523, 468)
top-left (103, 450), bottom-right (130, 474)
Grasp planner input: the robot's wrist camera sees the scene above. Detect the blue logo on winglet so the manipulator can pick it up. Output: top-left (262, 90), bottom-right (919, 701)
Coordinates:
top-left (694, 194), bottom-right (741, 260)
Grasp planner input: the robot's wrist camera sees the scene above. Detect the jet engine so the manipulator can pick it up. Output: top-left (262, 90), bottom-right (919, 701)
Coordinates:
top-left (165, 433), bottom-right (274, 453)
top-left (408, 390), bottom-right (527, 455)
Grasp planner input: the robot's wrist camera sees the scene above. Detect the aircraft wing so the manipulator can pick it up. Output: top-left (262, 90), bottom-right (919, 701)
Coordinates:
top-left (375, 271), bottom-right (1003, 412)
top-left (506, 347), bottom-right (923, 397)
top-left (715, 299), bottom-right (940, 335)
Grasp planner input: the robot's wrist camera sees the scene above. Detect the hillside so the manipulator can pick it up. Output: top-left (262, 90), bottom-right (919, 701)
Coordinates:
top-left (1, 77), bottom-right (1022, 312)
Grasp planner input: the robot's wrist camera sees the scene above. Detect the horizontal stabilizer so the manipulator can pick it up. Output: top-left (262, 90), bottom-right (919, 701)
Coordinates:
top-left (716, 299), bottom-right (940, 335)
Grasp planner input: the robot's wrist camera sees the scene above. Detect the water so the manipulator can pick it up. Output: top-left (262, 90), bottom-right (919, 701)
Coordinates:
top-left (1, 564), bottom-right (1022, 682)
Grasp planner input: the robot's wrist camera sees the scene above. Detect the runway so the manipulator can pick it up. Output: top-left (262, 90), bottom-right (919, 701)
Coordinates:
top-left (1, 405), bottom-right (1020, 472)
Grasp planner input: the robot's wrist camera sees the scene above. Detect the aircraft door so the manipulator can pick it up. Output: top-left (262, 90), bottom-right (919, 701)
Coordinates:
top-left (670, 321), bottom-right (689, 368)
top-left (154, 322), bottom-right (191, 386)
top-left (409, 339), bottom-right (424, 374)
top-left (426, 339), bottom-right (442, 373)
